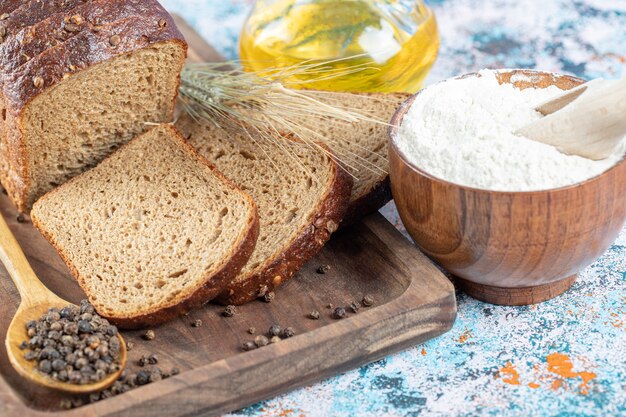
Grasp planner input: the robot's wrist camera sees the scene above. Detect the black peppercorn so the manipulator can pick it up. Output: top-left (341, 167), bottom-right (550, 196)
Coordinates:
top-left (242, 341), bottom-right (256, 351)
top-left (222, 305), bottom-right (237, 317)
top-left (349, 301), bottom-right (360, 313)
top-left (39, 359), bottom-right (52, 374)
top-left (308, 310), bottom-right (320, 320)
top-left (316, 264), bottom-right (331, 274)
top-left (333, 307), bottom-right (347, 319)
top-left (136, 370), bottom-right (151, 386)
top-left (362, 295), bottom-right (375, 307)
top-left (148, 354), bottom-right (158, 365)
top-left (77, 320), bottom-right (93, 333)
top-left (268, 324), bottom-right (281, 337)
top-left (254, 335), bottom-right (269, 347)
top-left (16, 214), bottom-right (26, 223)
top-left (282, 327), bottom-right (295, 338)
top-left (191, 319), bottom-right (202, 328)
top-left (263, 291), bottom-right (275, 303)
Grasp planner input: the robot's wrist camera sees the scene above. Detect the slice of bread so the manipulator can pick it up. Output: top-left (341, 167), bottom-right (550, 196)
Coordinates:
top-left (294, 92), bottom-right (410, 225)
top-left (31, 125), bottom-right (260, 328)
top-left (176, 114), bottom-right (353, 305)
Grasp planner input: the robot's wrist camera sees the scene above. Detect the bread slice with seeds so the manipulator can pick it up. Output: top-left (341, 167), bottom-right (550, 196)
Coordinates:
top-left (176, 114), bottom-right (353, 305)
top-left (31, 125), bottom-right (259, 328)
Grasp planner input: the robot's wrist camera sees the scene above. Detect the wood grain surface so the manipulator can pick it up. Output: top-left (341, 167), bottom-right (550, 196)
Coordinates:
top-left (389, 69), bottom-right (626, 306)
top-left (0, 17), bottom-right (456, 417)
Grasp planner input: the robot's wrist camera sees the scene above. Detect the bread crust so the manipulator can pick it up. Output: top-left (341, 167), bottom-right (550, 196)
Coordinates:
top-left (0, 4), bottom-right (187, 212)
top-left (0, 0), bottom-right (90, 39)
top-left (1, 0), bottom-right (159, 74)
top-left (32, 125), bottom-right (261, 329)
top-left (215, 147), bottom-right (354, 305)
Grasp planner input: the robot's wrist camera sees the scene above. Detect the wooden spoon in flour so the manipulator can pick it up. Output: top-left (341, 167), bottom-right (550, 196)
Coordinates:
top-left (516, 77), bottom-right (626, 160)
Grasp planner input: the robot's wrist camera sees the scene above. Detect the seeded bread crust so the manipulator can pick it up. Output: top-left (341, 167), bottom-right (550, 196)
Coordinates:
top-left (215, 145), bottom-right (353, 305)
top-left (32, 126), bottom-right (261, 329)
top-left (0, 5), bottom-right (186, 212)
top-left (0, 0), bottom-right (91, 39)
top-left (0, 1), bottom-right (26, 15)
top-left (1, 0), bottom-right (157, 74)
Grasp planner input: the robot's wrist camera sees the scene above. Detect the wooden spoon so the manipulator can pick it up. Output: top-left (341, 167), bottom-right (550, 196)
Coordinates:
top-left (1, 214), bottom-right (126, 394)
top-left (516, 77), bottom-right (626, 160)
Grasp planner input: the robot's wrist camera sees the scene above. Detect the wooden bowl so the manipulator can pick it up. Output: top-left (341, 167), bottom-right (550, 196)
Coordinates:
top-left (388, 69), bottom-right (626, 306)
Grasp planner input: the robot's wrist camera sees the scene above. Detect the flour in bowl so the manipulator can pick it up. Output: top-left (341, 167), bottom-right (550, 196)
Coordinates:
top-left (396, 70), bottom-right (625, 191)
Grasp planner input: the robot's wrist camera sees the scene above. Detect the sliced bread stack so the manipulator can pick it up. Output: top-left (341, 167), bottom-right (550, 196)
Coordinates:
top-left (31, 125), bottom-right (259, 328)
top-left (0, 0), bottom-right (187, 212)
top-left (176, 114), bottom-right (353, 305)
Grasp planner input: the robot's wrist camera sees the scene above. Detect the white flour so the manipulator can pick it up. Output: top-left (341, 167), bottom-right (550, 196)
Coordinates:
top-left (397, 70), bottom-right (625, 191)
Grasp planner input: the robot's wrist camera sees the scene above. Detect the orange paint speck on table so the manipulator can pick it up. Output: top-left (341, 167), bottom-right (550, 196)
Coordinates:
top-left (546, 352), bottom-right (597, 395)
top-left (528, 382), bottom-right (540, 389)
top-left (421, 348), bottom-right (427, 355)
top-left (499, 362), bottom-right (521, 385)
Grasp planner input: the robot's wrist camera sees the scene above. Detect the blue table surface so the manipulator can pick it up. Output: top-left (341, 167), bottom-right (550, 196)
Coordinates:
top-left (161, 1), bottom-right (625, 416)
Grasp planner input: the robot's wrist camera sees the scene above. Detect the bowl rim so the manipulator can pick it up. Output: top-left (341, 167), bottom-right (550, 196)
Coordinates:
top-left (388, 68), bottom-right (626, 196)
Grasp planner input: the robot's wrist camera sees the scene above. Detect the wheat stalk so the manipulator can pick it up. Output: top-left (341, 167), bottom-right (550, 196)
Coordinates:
top-left (178, 59), bottom-right (392, 179)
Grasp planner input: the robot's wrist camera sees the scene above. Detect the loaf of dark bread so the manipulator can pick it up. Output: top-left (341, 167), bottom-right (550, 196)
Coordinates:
top-left (0, 0), bottom-right (187, 212)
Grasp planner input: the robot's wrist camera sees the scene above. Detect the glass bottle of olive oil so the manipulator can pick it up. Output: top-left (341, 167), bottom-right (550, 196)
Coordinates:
top-left (239, 0), bottom-right (439, 93)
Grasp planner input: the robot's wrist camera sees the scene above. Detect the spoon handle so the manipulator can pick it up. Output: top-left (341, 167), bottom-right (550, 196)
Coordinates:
top-left (0, 214), bottom-right (51, 305)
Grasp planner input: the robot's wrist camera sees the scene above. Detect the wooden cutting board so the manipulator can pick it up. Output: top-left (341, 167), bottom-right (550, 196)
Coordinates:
top-left (0, 17), bottom-right (456, 417)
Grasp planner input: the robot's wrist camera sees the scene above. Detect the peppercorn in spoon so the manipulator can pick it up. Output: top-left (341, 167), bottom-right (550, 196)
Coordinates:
top-left (1, 213), bottom-right (127, 394)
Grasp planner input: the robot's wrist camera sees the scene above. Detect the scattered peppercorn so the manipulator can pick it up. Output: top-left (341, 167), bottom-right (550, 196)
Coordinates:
top-left (247, 327), bottom-right (256, 335)
top-left (142, 330), bottom-right (155, 340)
top-left (126, 341), bottom-right (134, 351)
top-left (16, 214), bottom-right (26, 223)
top-left (242, 341), bottom-right (256, 351)
top-left (270, 336), bottom-right (281, 344)
top-left (349, 301), bottom-right (360, 314)
top-left (148, 354), bottom-right (158, 365)
top-left (191, 319), bottom-right (202, 328)
top-left (362, 295), bottom-right (375, 307)
top-left (263, 291), bottom-right (275, 303)
top-left (308, 310), bottom-right (320, 320)
top-left (223, 305), bottom-right (237, 317)
top-left (254, 335), bottom-right (269, 347)
top-left (138, 355), bottom-right (149, 367)
top-left (316, 265), bottom-right (331, 274)
top-left (327, 303), bottom-right (333, 309)
top-left (20, 300), bottom-right (121, 385)
top-left (282, 327), bottom-right (295, 338)
top-left (268, 324), bottom-right (281, 337)
top-left (333, 307), bottom-right (347, 319)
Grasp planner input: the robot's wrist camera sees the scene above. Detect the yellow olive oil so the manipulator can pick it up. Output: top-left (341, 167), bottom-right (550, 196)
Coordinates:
top-left (239, 0), bottom-right (440, 93)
